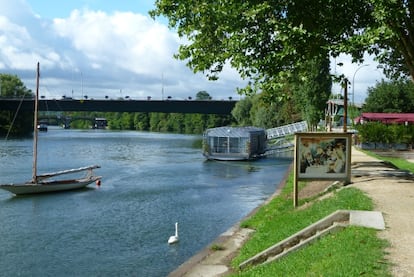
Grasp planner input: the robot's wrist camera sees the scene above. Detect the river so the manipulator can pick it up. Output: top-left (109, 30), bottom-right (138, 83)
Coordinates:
top-left (0, 127), bottom-right (292, 276)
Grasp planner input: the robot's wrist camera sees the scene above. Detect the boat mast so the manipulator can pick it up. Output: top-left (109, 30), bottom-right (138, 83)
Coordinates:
top-left (32, 62), bottom-right (40, 183)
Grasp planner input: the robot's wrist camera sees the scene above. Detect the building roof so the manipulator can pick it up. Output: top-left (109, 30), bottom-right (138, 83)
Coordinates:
top-left (355, 113), bottom-right (414, 124)
top-left (204, 126), bottom-right (265, 137)
top-left (326, 99), bottom-right (363, 109)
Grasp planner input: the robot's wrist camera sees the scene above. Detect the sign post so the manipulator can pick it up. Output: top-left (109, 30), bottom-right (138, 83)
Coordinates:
top-left (293, 132), bottom-right (352, 208)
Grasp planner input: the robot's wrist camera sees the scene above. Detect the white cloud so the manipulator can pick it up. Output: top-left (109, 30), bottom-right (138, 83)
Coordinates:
top-left (0, 1), bottom-right (245, 100)
top-left (331, 54), bottom-right (387, 104)
top-left (0, 0), bottom-right (386, 103)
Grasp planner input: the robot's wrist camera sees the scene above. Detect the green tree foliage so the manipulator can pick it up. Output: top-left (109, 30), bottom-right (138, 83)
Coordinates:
top-left (355, 122), bottom-right (414, 145)
top-left (151, 0), bottom-right (414, 135)
top-left (259, 76), bottom-right (303, 125)
top-left (232, 94), bottom-right (301, 128)
top-left (68, 112), bottom-right (103, 129)
top-left (355, 0), bottom-right (414, 80)
top-left (90, 111), bottom-right (234, 134)
top-left (250, 101), bottom-right (279, 129)
top-left (232, 57), bottom-right (330, 130)
top-left (152, 0), bottom-right (414, 82)
top-left (363, 79), bottom-right (414, 112)
top-left (0, 74), bottom-right (32, 98)
top-left (134, 113), bottom-right (150, 130)
top-left (293, 56), bottom-right (332, 129)
top-left (232, 97), bottom-right (253, 126)
top-left (0, 74), bottom-right (33, 137)
top-left (150, 1), bottom-right (372, 94)
top-left (234, 95), bottom-right (281, 129)
top-left (195, 91), bottom-right (211, 100)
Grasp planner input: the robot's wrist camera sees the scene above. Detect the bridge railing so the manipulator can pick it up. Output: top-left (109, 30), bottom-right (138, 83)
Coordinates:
top-left (266, 121), bottom-right (308, 140)
top-left (0, 99), bottom-right (237, 115)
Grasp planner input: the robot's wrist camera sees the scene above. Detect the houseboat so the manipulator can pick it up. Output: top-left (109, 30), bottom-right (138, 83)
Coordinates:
top-left (202, 126), bottom-right (267, 161)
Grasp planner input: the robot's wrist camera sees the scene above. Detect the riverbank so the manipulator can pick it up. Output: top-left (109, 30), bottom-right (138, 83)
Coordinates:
top-left (169, 147), bottom-right (414, 276)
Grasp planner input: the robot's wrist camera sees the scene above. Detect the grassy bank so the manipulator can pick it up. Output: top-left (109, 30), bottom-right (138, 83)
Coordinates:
top-left (229, 173), bottom-right (390, 276)
top-left (364, 151), bottom-right (414, 173)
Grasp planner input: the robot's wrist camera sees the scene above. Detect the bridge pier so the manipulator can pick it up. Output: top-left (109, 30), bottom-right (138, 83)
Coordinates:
top-left (93, 118), bottom-right (107, 129)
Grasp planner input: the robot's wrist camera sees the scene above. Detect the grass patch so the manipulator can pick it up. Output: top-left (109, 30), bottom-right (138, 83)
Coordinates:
top-left (363, 151), bottom-right (414, 173)
top-left (230, 172), bottom-right (390, 276)
top-left (234, 227), bottom-right (389, 277)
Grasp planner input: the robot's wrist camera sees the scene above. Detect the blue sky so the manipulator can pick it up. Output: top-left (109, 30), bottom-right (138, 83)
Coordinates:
top-left (1, 0), bottom-right (385, 103)
top-left (26, 0), bottom-right (156, 18)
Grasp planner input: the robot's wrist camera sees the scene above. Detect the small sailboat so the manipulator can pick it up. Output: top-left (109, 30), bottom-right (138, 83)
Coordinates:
top-left (0, 62), bottom-right (101, 195)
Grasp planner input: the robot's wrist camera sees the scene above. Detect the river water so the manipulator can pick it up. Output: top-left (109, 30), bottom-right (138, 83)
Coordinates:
top-left (0, 128), bottom-right (292, 276)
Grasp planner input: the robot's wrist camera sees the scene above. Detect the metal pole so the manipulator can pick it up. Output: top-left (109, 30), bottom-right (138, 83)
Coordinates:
top-left (352, 64), bottom-right (369, 106)
top-left (32, 62), bottom-right (40, 183)
top-left (343, 78), bottom-right (348, 133)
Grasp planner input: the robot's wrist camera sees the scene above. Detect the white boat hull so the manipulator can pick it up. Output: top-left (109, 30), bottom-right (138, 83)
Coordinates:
top-left (0, 176), bottom-right (101, 195)
top-left (0, 64), bottom-right (102, 197)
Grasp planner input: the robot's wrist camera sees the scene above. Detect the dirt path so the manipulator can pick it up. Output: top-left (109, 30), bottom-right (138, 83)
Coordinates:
top-left (351, 148), bottom-right (414, 276)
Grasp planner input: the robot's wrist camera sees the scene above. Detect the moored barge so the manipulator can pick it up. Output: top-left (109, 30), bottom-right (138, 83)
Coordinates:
top-left (202, 126), bottom-right (267, 161)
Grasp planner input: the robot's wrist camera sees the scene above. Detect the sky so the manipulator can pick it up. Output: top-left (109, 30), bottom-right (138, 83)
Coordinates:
top-left (0, 0), bottom-right (386, 103)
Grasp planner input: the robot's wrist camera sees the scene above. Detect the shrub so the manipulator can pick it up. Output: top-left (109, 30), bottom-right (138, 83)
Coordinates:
top-left (355, 122), bottom-right (411, 144)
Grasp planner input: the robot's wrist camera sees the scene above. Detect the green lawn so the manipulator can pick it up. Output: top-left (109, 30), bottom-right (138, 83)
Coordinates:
top-left (364, 150), bottom-right (414, 173)
top-left (229, 173), bottom-right (391, 277)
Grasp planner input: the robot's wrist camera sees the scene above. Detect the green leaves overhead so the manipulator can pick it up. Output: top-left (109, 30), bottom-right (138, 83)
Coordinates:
top-left (151, 0), bottom-right (414, 131)
top-left (365, 0), bottom-right (414, 79)
top-left (152, 0), bottom-right (414, 88)
top-left (151, 0), bottom-right (373, 85)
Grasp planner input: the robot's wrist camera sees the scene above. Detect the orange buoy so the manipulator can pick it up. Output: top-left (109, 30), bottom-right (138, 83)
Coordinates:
top-left (96, 180), bottom-right (101, 186)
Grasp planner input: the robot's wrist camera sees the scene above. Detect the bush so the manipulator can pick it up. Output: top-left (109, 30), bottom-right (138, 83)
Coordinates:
top-left (355, 122), bottom-right (411, 144)
top-left (355, 122), bottom-right (388, 143)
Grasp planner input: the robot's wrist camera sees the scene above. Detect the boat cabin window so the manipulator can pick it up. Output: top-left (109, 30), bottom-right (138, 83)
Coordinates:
top-left (210, 136), bottom-right (246, 154)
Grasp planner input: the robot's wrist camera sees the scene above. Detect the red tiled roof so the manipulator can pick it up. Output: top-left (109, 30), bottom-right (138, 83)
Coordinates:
top-left (355, 113), bottom-right (414, 124)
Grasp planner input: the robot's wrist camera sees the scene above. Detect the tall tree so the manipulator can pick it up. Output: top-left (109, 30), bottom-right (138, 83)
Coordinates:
top-left (0, 74), bottom-right (33, 137)
top-left (0, 74), bottom-right (32, 97)
top-left (231, 97), bottom-right (253, 126)
top-left (134, 112), bottom-right (150, 130)
top-left (151, 0), bottom-right (372, 95)
top-left (359, 0), bottom-right (414, 80)
top-left (363, 79), bottom-right (414, 112)
top-left (294, 56), bottom-right (332, 130)
top-left (195, 91), bottom-right (211, 100)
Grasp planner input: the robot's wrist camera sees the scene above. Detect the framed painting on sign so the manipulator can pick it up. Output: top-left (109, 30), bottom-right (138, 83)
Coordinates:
top-left (295, 132), bottom-right (352, 182)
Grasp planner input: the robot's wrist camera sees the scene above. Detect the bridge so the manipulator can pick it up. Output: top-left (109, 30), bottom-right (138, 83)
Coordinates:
top-left (0, 98), bottom-right (237, 115)
top-left (265, 121), bottom-right (308, 154)
top-left (266, 121), bottom-right (308, 140)
top-left (38, 115), bottom-right (107, 129)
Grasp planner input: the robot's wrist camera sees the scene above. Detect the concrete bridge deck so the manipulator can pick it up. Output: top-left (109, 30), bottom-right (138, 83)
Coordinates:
top-left (0, 98), bottom-right (237, 115)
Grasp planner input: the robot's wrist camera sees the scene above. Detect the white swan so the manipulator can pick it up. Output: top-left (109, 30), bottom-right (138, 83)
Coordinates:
top-left (168, 222), bottom-right (179, 244)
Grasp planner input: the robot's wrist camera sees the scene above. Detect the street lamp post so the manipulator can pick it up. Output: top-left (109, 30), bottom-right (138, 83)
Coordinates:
top-left (352, 64), bottom-right (369, 106)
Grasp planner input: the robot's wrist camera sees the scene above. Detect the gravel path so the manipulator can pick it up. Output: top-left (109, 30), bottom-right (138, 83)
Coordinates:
top-left (351, 148), bottom-right (414, 277)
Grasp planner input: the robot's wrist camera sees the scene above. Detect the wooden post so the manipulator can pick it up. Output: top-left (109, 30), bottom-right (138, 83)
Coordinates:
top-left (343, 78), bottom-right (348, 133)
top-left (346, 135), bottom-right (352, 184)
top-left (32, 62), bottom-right (40, 183)
top-left (293, 135), bottom-right (298, 207)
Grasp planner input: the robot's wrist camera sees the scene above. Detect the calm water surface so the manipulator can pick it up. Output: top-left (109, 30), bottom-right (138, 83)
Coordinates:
top-left (0, 128), bottom-right (292, 276)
